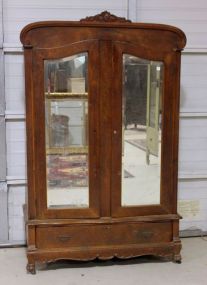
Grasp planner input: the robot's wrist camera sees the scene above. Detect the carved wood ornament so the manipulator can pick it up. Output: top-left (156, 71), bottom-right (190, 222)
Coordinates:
top-left (80, 10), bottom-right (131, 23)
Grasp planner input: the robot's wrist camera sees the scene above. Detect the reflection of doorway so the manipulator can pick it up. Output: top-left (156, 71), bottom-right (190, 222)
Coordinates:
top-left (123, 59), bottom-right (162, 165)
top-left (146, 63), bottom-right (162, 165)
top-left (124, 62), bottom-right (148, 129)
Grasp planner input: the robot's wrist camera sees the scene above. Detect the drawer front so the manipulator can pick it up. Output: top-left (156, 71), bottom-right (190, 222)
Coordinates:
top-left (36, 222), bottom-right (172, 249)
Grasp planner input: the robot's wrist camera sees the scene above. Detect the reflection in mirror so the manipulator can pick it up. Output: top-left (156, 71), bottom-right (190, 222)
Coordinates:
top-left (122, 54), bottom-right (163, 206)
top-left (44, 53), bottom-right (89, 209)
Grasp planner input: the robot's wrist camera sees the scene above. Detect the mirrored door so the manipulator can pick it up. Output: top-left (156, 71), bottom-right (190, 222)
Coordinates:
top-left (44, 53), bottom-right (89, 209)
top-left (111, 43), bottom-right (168, 217)
top-left (33, 41), bottom-right (100, 218)
top-left (122, 55), bottom-right (163, 207)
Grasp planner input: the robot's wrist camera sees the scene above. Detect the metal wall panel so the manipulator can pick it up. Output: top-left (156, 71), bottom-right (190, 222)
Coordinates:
top-left (0, 116), bottom-right (6, 179)
top-left (180, 54), bottom-right (207, 112)
top-left (3, 0), bottom-right (128, 46)
top-left (128, 0), bottom-right (137, 21)
top-left (0, 50), bottom-right (6, 180)
top-left (179, 118), bottom-right (207, 177)
top-left (4, 53), bottom-right (25, 114)
top-left (8, 185), bottom-right (26, 243)
top-left (6, 120), bottom-right (26, 178)
top-left (178, 180), bottom-right (207, 233)
top-left (0, 182), bottom-right (8, 242)
top-left (0, 0), bottom-right (3, 47)
top-left (136, 0), bottom-right (207, 49)
top-left (0, 0), bottom-right (8, 244)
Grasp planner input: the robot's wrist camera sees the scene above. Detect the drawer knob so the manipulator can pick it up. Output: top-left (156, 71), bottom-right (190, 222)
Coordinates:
top-left (58, 235), bottom-right (72, 242)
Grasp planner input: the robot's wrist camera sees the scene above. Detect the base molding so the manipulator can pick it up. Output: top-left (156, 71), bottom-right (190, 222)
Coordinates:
top-left (26, 241), bottom-right (182, 274)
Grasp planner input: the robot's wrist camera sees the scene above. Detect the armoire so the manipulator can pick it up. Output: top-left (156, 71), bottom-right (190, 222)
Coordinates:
top-left (20, 11), bottom-right (186, 274)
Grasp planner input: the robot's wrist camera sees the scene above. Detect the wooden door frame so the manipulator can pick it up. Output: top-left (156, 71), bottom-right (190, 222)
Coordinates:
top-left (111, 41), bottom-right (182, 217)
top-left (30, 40), bottom-right (100, 219)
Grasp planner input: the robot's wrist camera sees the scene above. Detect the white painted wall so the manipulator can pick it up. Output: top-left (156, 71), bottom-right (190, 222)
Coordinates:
top-left (136, 0), bottom-right (207, 49)
top-left (1, 0), bottom-right (207, 243)
top-left (4, 54), bottom-right (25, 114)
top-left (180, 55), bottom-right (207, 113)
top-left (3, 0), bottom-right (128, 46)
top-left (0, 0), bottom-right (2, 48)
top-left (178, 180), bottom-right (207, 233)
top-left (8, 185), bottom-right (26, 242)
top-left (0, 0), bottom-right (9, 243)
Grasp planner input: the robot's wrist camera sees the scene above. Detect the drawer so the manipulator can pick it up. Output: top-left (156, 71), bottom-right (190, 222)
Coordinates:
top-left (36, 222), bottom-right (172, 249)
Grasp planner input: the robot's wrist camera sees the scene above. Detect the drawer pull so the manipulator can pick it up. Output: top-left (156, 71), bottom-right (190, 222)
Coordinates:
top-left (58, 235), bottom-right (72, 242)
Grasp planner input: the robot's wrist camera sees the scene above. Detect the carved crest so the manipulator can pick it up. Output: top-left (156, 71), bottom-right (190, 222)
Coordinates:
top-left (80, 11), bottom-right (131, 23)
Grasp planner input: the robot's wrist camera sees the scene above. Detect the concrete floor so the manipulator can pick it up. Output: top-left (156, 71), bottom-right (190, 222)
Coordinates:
top-left (0, 237), bottom-right (207, 285)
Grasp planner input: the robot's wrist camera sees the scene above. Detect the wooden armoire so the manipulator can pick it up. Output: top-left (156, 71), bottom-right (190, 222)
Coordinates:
top-left (20, 11), bottom-right (186, 274)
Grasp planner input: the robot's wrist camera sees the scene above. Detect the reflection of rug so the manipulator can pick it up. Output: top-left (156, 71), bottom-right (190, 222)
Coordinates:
top-left (47, 154), bottom-right (88, 188)
top-left (47, 154), bottom-right (134, 188)
top-left (126, 139), bottom-right (146, 151)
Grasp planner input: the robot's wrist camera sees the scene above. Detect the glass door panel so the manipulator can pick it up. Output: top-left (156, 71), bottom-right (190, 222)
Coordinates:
top-left (122, 54), bottom-right (163, 206)
top-left (44, 53), bottom-right (89, 209)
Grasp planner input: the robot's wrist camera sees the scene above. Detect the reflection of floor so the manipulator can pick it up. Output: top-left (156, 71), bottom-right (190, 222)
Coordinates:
top-left (122, 141), bottom-right (160, 206)
top-left (126, 138), bottom-right (146, 151)
top-left (48, 187), bottom-right (89, 208)
top-left (122, 127), bottom-right (161, 206)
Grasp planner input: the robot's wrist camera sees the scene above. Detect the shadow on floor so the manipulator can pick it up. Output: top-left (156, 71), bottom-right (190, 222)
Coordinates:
top-left (38, 255), bottom-right (172, 272)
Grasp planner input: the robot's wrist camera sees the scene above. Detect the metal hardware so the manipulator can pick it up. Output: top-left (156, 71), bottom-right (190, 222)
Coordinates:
top-left (58, 235), bottom-right (72, 242)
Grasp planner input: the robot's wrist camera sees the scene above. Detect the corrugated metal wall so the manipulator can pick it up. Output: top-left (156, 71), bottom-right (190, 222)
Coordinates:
top-left (0, 0), bottom-right (207, 245)
top-left (0, 0), bottom-right (9, 243)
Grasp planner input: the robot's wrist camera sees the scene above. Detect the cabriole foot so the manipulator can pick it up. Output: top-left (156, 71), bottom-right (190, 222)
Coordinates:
top-left (27, 263), bottom-right (36, 274)
top-left (173, 254), bottom-right (182, 264)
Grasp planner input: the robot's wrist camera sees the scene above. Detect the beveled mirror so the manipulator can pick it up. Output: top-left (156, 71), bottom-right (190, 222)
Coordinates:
top-left (44, 53), bottom-right (89, 208)
top-left (122, 54), bottom-right (163, 206)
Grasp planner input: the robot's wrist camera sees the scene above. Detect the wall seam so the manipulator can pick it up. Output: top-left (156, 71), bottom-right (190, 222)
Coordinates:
top-left (0, 0), bottom-right (9, 243)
